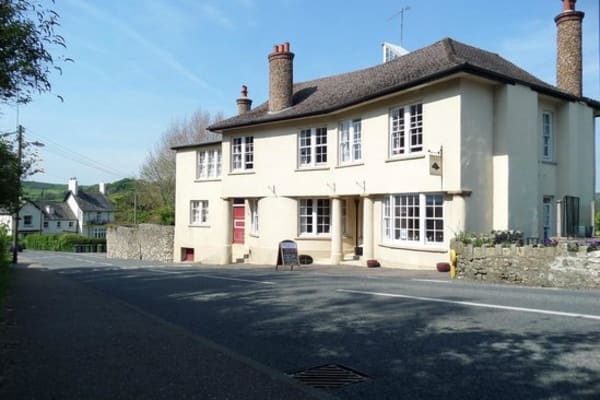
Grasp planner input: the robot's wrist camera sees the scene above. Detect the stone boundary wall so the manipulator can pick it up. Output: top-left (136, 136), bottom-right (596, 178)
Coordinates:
top-left (452, 241), bottom-right (600, 289)
top-left (107, 224), bottom-right (174, 263)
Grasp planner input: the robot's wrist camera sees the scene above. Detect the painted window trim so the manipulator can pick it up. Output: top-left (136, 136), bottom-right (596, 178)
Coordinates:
top-left (382, 193), bottom-right (445, 246)
top-left (389, 103), bottom-right (424, 158)
top-left (190, 200), bottom-right (209, 226)
top-left (298, 198), bottom-right (331, 237)
top-left (298, 127), bottom-right (328, 168)
top-left (196, 149), bottom-right (222, 180)
top-left (231, 136), bottom-right (254, 172)
top-left (339, 119), bottom-right (362, 165)
top-left (541, 111), bottom-right (553, 162)
top-left (542, 196), bottom-right (553, 239)
top-left (250, 199), bottom-right (259, 235)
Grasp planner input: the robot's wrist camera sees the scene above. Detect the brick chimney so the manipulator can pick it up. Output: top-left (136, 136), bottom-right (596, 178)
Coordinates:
top-left (555, 0), bottom-right (584, 96)
top-left (236, 85), bottom-right (252, 115)
top-left (268, 42), bottom-right (294, 112)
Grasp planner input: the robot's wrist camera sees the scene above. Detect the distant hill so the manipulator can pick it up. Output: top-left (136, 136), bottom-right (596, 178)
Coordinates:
top-left (22, 181), bottom-right (67, 201)
top-left (22, 178), bottom-right (151, 225)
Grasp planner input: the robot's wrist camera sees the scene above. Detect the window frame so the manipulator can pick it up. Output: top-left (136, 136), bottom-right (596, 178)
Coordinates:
top-left (298, 127), bottom-right (328, 168)
top-left (196, 148), bottom-right (222, 179)
top-left (23, 215), bottom-right (32, 226)
top-left (339, 119), bottom-right (362, 164)
top-left (250, 199), bottom-right (259, 235)
top-left (190, 200), bottom-right (209, 226)
top-left (232, 137), bottom-right (254, 171)
top-left (92, 227), bottom-right (106, 239)
top-left (543, 196), bottom-right (553, 239)
top-left (542, 111), bottom-right (553, 162)
top-left (299, 198), bottom-right (331, 236)
top-left (389, 103), bottom-right (423, 157)
top-left (382, 193), bottom-right (444, 246)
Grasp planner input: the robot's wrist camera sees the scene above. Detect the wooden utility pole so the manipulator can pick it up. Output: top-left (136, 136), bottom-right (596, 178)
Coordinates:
top-left (11, 125), bottom-right (23, 264)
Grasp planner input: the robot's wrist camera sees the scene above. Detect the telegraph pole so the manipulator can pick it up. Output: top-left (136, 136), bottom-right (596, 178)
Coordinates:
top-left (11, 125), bottom-right (23, 264)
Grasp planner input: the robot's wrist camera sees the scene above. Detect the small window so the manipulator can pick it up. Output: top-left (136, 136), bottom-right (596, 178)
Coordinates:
top-left (57, 221), bottom-right (61, 228)
top-left (196, 149), bottom-right (222, 179)
top-left (190, 200), bottom-right (209, 225)
top-left (299, 128), bottom-right (327, 167)
top-left (92, 227), bottom-right (106, 239)
top-left (339, 119), bottom-right (362, 164)
top-left (299, 199), bottom-right (330, 235)
top-left (543, 197), bottom-right (553, 239)
top-left (43, 221), bottom-right (48, 228)
top-left (390, 103), bottom-right (423, 156)
top-left (250, 199), bottom-right (259, 234)
top-left (23, 215), bottom-right (32, 226)
top-left (232, 137), bottom-right (254, 171)
top-left (68, 221), bottom-right (73, 228)
top-left (542, 112), bottom-right (553, 161)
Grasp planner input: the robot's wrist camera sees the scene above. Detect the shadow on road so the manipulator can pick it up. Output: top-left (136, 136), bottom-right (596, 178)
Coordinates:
top-left (43, 266), bottom-right (600, 399)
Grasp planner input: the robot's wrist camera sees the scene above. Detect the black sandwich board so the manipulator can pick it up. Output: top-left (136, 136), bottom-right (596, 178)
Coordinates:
top-left (276, 240), bottom-right (299, 270)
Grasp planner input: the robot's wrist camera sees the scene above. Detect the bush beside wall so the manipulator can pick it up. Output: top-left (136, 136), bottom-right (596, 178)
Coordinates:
top-left (24, 233), bottom-right (105, 252)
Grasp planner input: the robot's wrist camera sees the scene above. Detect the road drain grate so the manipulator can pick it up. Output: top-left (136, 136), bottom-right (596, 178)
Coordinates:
top-left (287, 364), bottom-right (371, 390)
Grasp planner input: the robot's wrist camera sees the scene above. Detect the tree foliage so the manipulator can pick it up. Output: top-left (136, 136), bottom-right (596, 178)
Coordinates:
top-left (0, 0), bottom-right (70, 104)
top-left (0, 138), bottom-right (19, 210)
top-left (138, 109), bottom-right (223, 224)
top-left (0, 132), bottom-right (43, 211)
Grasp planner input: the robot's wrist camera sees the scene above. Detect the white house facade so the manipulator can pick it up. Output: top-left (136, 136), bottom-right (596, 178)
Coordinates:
top-left (64, 178), bottom-right (114, 239)
top-left (173, 1), bottom-right (599, 268)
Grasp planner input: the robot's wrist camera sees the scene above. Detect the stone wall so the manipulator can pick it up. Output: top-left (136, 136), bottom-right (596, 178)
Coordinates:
top-left (107, 224), bottom-right (174, 263)
top-left (453, 241), bottom-right (600, 289)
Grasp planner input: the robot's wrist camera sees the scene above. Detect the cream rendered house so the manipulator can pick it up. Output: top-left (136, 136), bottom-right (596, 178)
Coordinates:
top-left (174, 1), bottom-right (599, 268)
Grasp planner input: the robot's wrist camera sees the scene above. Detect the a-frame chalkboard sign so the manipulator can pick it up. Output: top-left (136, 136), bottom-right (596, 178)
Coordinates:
top-left (276, 240), bottom-right (299, 271)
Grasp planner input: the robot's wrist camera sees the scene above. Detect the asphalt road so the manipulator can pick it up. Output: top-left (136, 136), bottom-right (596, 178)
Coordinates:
top-left (8, 251), bottom-right (600, 399)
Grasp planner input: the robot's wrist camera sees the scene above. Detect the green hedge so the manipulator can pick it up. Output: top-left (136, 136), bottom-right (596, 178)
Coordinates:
top-left (24, 233), bottom-right (106, 252)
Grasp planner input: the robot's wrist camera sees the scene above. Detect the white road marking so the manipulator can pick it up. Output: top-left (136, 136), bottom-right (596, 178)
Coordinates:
top-left (336, 289), bottom-right (600, 321)
top-left (412, 279), bottom-right (451, 284)
top-left (149, 269), bottom-right (275, 285)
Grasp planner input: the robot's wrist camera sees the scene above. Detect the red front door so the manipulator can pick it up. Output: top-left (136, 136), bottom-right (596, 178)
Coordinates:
top-left (233, 205), bottom-right (245, 244)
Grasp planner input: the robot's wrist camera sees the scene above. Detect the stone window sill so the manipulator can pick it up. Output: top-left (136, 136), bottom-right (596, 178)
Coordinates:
top-left (379, 242), bottom-right (447, 253)
top-left (385, 153), bottom-right (426, 163)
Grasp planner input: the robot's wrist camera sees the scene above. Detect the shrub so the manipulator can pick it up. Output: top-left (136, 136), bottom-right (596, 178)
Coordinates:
top-left (24, 233), bottom-right (105, 252)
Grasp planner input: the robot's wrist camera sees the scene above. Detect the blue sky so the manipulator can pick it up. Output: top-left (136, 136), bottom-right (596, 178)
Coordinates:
top-left (0, 0), bottom-right (598, 186)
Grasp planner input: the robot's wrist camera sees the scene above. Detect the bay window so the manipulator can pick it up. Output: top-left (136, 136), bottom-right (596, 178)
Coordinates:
top-left (383, 193), bottom-right (444, 245)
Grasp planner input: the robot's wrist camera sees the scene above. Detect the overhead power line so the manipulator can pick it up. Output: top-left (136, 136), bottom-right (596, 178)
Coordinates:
top-left (24, 129), bottom-right (125, 178)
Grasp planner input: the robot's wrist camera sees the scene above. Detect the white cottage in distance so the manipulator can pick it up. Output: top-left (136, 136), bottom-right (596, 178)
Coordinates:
top-left (173, 0), bottom-right (599, 268)
top-left (0, 178), bottom-right (115, 239)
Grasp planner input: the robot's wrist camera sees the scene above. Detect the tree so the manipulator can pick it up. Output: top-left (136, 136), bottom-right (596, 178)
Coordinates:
top-left (0, 129), bottom-right (42, 210)
top-left (138, 109), bottom-right (223, 224)
top-left (0, 0), bottom-right (70, 104)
top-left (0, 138), bottom-right (19, 210)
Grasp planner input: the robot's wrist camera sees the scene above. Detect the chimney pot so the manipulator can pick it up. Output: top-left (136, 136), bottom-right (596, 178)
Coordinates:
top-left (236, 84), bottom-right (252, 115)
top-left (563, 0), bottom-right (576, 11)
top-left (268, 42), bottom-right (294, 112)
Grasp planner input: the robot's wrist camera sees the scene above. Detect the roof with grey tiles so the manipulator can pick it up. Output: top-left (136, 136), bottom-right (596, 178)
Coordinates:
top-left (209, 37), bottom-right (599, 131)
top-left (68, 190), bottom-right (115, 212)
top-left (35, 201), bottom-right (77, 221)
